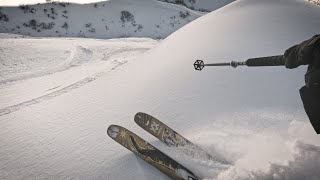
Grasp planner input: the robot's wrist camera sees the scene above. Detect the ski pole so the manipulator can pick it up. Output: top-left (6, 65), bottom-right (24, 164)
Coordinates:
top-left (194, 55), bottom-right (285, 71)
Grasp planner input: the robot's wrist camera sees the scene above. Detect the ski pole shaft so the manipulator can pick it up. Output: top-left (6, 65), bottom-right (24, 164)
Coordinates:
top-left (194, 55), bottom-right (285, 71)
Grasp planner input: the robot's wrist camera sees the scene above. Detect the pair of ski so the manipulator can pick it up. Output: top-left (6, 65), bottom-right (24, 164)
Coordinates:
top-left (108, 112), bottom-right (216, 180)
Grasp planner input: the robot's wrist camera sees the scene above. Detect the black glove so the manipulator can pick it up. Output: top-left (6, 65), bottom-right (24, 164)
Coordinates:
top-left (284, 35), bottom-right (320, 87)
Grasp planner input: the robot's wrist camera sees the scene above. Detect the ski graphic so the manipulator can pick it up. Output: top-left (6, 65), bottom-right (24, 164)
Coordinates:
top-left (107, 125), bottom-right (197, 180)
top-left (134, 112), bottom-right (226, 163)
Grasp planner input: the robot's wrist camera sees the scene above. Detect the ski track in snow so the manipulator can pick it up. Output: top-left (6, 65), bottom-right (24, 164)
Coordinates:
top-left (0, 37), bottom-right (158, 116)
top-left (0, 45), bottom-right (94, 84)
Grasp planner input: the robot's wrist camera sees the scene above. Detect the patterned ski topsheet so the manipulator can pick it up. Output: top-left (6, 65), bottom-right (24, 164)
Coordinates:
top-left (107, 125), bottom-right (197, 180)
top-left (134, 112), bottom-right (217, 161)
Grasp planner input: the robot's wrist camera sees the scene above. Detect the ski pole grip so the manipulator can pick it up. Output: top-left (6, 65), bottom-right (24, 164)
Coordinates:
top-left (245, 55), bottom-right (285, 67)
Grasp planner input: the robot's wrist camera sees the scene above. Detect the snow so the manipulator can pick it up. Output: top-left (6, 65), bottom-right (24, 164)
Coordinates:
top-left (0, 37), bottom-right (158, 114)
top-left (0, 0), bottom-right (235, 11)
top-left (157, 0), bottom-right (235, 12)
top-left (0, 0), bottom-right (203, 39)
top-left (1, 0), bottom-right (320, 180)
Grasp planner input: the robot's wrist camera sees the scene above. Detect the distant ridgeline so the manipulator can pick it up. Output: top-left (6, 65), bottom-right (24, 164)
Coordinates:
top-left (158, 0), bottom-right (235, 12)
top-left (308, 0), bottom-right (320, 6)
top-left (0, 0), bottom-right (234, 39)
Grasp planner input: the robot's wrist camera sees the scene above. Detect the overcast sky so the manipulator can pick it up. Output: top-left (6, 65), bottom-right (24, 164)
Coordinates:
top-left (0, 0), bottom-right (102, 6)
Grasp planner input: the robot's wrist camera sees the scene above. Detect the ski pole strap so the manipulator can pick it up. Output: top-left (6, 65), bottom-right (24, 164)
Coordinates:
top-left (245, 55), bottom-right (285, 67)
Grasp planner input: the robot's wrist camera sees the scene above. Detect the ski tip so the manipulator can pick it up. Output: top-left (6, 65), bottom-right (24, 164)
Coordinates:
top-left (134, 112), bottom-right (145, 124)
top-left (107, 125), bottom-right (120, 139)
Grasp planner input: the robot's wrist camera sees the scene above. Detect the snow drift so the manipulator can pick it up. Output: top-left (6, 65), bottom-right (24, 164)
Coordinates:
top-left (134, 0), bottom-right (320, 179)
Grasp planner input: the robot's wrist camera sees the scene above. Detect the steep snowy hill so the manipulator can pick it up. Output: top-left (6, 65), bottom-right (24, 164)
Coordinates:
top-left (0, 0), bottom-right (202, 39)
top-left (127, 0), bottom-right (320, 178)
top-left (1, 0), bottom-right (320, 180)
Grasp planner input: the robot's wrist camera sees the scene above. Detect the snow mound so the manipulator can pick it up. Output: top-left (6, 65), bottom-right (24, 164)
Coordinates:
top-left (121, 0), bottom-right (320, 178)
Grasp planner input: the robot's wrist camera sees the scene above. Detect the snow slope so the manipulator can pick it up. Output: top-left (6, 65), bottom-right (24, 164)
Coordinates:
top-left (0, 36), bottom-right (158, 113)
top-left (1, 0), bottom-right (320, 180)
top-left (158, 0), bottom-right (235, 12)
top-left (0, 0), bottom-right (202, 39)
top-left (0, 0), bottom-right (235, 12)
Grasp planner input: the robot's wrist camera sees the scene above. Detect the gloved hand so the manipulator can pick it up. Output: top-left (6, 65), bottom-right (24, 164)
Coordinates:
top-left (284, 35), bottom-right (320, 87)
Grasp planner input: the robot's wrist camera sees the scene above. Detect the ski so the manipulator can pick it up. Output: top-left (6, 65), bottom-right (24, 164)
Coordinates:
top-left (134, 112), bottom-right (227, 163)
top-left (107, 125), bottom-right (197, 180)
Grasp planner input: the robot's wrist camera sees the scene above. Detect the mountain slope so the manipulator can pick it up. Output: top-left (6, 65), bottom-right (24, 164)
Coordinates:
top-left (0, 0), bottom-right (202, 39)
top-left (0, 0), bottom-right (320, 180)
top-left (158, 0), bottom-right (235, 12)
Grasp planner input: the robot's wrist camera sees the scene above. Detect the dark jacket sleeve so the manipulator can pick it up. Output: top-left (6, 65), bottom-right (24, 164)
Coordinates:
top-left (300, 86), bottom-right (320, 134)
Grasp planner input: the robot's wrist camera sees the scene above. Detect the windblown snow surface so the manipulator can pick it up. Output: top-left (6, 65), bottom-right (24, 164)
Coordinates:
top-left (1, 0), bottom-right (320, 180)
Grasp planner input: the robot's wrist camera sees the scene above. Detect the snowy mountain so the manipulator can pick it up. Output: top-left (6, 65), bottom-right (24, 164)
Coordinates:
top-left (1, 0), bottom-right (320, 180)
top-left (0, 0), bottom-right (204, 39)
top-left (158, 0), bottom-right (235, 12)
top-left (309, 0), bottom-right (320, 6)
